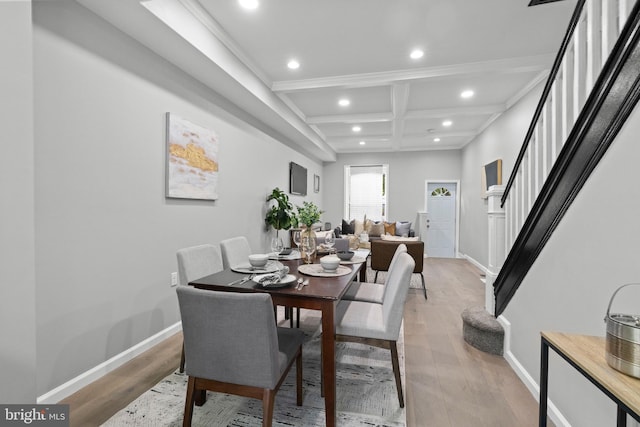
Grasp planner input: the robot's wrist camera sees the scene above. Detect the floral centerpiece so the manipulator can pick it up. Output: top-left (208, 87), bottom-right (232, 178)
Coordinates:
top-left (296, 201), bottom-right (323, 228)
top-left (296, 201), bottom-right (323, 263)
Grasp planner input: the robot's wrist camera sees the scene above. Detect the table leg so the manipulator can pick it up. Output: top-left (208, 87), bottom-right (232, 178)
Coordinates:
top-left (539, 338), bottom-right (549, 427)
top-left (617, 406), bottom-right (627, 427)
top-left (321, 301), bottom-right (336, 427)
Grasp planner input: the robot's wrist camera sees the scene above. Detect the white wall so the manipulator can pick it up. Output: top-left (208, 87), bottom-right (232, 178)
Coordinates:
top-left (31, 1), bottom-right (321, 396)
top-left (0, 0), bottom-right (37, 403)
top-left (322, 150), bottom-right (461, 231)
top-left (503, 101), bottom-right (640, 426)
top-left (459, 85), bottom-right (542, 267)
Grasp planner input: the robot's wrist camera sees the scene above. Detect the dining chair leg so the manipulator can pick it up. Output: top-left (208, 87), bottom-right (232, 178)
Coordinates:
top-left (262, 389), bottom-right (276, 427)
top-left (296, 350), bottom-right (303, 406)
top-left (389, 341), bottom-right (404, 408)
top-left (374, 271), bottom-right (379, 283)
top-left (296, 308), bottom-right (301, 328)
top-left (179, 341), bottom-right (186, 373)
top-left (183, 376), bottom-right (196, 427)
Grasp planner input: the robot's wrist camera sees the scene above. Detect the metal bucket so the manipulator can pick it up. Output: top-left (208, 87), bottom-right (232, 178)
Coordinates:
top-left (605, 283), bottom-right (640, 378)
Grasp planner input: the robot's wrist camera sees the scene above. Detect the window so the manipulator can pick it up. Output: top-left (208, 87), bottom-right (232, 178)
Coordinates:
top-left (344, 164), bottom-right (389, 221)
top-left (431, 187), bottom-right (451, 197)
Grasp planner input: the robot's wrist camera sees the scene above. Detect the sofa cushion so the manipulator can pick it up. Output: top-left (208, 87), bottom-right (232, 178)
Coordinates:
top-left (369, 221), bottom-right (384, 237)
top-left (383, 221), bottom-right (396, 236)
top-left (395, 221), bottom-right (412, 237)
top-left (341, 219), bottom-right (355, 234)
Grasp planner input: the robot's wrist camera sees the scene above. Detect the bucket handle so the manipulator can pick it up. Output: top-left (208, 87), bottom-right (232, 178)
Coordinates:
top-left (605, 283), bottom-right (640, 322)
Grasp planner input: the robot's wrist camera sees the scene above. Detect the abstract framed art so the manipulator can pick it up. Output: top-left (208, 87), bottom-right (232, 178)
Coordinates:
top-left (166, 113), bottom-right (219, 200)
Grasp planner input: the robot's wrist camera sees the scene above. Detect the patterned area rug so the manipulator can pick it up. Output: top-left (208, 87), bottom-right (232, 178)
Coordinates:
top-left (102, 311), bottom-right (406, 427)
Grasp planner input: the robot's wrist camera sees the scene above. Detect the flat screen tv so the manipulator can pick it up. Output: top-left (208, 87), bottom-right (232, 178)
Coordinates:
top-left (289, 162), bottom-right (307, 196)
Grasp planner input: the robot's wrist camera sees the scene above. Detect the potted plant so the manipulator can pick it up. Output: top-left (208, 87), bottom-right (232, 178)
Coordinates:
top-left (265, 188), bottom-right (297, 244)
top-left (296, 201), bottom-right (323, 262)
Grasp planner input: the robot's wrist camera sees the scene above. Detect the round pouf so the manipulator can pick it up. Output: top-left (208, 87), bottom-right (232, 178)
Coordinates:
top-left (461, 306), bottom-right (504, 355)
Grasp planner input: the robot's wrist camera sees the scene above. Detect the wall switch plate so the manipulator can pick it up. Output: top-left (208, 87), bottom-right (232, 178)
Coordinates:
top-left (171, 272), bottom-right (178, 287)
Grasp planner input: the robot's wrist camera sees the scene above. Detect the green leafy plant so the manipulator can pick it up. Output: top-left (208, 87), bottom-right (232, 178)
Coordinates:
top-left (265, 188), bottom-right (297, 231)
top-left (297, 201), bottom-right (323, 228)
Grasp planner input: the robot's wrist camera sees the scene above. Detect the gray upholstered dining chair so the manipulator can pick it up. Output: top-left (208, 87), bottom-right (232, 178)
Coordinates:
top-left (220, 236), bottom-right (252, 269)
top-left (334, 252), bottom-right (414, 408)
top-left (342, 243), bottom-right (407, 304)
top-left (176, 286), bottom-right (304, 427)
top-left (176, 244), bottom-right (224, 373)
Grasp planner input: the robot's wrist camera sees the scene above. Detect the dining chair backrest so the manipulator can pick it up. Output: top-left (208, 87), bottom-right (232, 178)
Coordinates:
top-left (382, 252), bottom-right (414, 337)
top-left (176, 244), bottom-right (223, 286)
top-left (176, 286), bottom-right (282, 389)
top-left (383, 244), bottom-right (407, 287)
top-left (220, 236), bottom-right (252, 269)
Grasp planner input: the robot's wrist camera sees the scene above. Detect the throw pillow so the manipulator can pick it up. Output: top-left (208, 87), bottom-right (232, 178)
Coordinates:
top-left (384, 221), bottom-right (396, 236)
top-left (395, 221), bottom-right (412, 237)
top-left (354, 219), bottom-right (365, 236)
top-left (341, 219), bottom-right (354, 234)
top-left (369, 221), bottom-right (384, 237)
top-left (381, 234), bottom-right (420, 242)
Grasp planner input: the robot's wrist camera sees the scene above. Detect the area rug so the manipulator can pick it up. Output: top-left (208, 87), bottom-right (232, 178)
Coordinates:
top-left (102, 312), bottom-right (406, 427)
top-left (365, 259), bottom-right (424, 290)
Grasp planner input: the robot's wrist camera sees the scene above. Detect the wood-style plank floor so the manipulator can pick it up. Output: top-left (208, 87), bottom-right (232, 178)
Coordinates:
top-left (60, 257), bottom-right (546, 427)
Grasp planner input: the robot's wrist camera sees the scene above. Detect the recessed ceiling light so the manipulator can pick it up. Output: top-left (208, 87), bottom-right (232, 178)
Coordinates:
top-left (461, 90), bottom-right (474, 99)
top-left (338, 99), bottom-right (350, 107)
top-left (287, 59), bottom-right (300, 70)
top-left (410, 49), bottom-right (424, 59)
top-left (239, 0), bottom-right (259, 10)
top-left (359, 141), bottom-right (366, 145)
top-left (442, 120), bottom-right (453, 127)
top-left (434, 137), bottom-right (441, 142)
top-left (352, 126), bottom-right (361, 132)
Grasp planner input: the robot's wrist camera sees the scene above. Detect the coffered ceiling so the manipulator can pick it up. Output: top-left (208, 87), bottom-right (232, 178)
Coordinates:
top-left (77, 0), bottom-right (577, 162)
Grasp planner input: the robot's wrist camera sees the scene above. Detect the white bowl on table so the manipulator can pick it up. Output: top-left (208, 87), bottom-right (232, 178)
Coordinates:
top-left (248, 253), bottom-right (269, 268)
top-left (320, 255), bottom-right (340, 272)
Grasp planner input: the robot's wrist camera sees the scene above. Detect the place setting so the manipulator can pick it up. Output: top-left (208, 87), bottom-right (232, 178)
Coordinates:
top-left (298, 254), bottom-right (353, 277)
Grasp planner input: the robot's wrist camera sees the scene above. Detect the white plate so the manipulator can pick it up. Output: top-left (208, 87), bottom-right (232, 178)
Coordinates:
top-left (231, 260), bottom-right (282, 274)
top-left (253, 273), bottom-right (297, 288)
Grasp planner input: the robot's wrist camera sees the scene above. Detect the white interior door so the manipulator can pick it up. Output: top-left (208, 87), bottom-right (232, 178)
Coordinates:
top-left (426, 182), bottom-right (457, 258)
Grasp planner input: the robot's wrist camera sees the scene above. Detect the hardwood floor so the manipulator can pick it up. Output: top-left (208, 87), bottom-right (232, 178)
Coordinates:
top-left (60, 257), bottom-right (545, 427)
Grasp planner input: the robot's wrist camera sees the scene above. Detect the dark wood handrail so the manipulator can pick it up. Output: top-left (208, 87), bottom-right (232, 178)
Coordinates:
top-left (501, 0), bottom-right (586, 207)
top-left (494, 1), bottom-right (640, 315)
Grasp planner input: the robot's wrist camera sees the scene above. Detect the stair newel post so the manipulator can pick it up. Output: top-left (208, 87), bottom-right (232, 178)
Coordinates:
top-left (487, 185), bottom-right (506, 315)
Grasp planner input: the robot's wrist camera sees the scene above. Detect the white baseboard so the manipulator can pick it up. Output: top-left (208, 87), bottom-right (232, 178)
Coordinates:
top-left (498, 315), bottom-right (571, 427)
top-left (460, 252), bottom-right (488, 275)
top-left (37, 322), bottom-right (182, 404)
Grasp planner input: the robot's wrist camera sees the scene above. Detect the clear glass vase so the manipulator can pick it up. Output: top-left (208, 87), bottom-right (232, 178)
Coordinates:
top-left (300, 228), bottom-right (317, 264)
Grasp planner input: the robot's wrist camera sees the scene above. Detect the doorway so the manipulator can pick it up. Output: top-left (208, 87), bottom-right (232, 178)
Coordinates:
top-left (425, 181), bottom-right (459, 258)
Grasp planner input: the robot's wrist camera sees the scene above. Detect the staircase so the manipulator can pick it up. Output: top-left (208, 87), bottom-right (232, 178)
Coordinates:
top-left (463, 0), bottom-right (640, 353)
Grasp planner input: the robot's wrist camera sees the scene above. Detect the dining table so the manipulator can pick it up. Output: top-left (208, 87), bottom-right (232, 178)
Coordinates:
top-left (188, 254), bottom-right (367, 427)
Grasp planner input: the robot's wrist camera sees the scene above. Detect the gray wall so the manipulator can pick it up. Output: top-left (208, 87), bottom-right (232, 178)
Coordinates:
top-left (31, 1), bottom-right (321, 396)
top-left (503, 102), bottom-right (640, 427)
top-left (322, 150), bottom-right (461, 232)
top-left (459, 84), bottom-right (542, 267)
top-left (0, 0), bottom-right (37, 403)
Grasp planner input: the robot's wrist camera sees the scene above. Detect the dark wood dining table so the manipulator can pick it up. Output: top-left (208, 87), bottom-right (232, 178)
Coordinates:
top-left (189, 257), bottom-right (364, 427)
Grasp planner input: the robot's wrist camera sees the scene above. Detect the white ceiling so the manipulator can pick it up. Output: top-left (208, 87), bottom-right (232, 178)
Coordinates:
top-left (77, 0), bottom-right (578, 162)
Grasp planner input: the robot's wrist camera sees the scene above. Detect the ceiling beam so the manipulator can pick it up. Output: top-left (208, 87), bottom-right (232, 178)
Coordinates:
top-left (271, 55), bottom-right (556, 93)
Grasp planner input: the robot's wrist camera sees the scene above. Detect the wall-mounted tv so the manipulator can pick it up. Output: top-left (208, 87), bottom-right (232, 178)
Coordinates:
top-left (289, 162), bottom-right (307, 196)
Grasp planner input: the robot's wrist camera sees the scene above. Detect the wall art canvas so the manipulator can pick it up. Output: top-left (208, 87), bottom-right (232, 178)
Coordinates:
top-left (166, 113), bottom-right (219, 200)
top-left (481, 158), bottom-right (502, 199)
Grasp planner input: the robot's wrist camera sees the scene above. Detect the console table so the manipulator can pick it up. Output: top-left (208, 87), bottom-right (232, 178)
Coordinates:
top-left (540, 331), bottom-right (640, 427)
